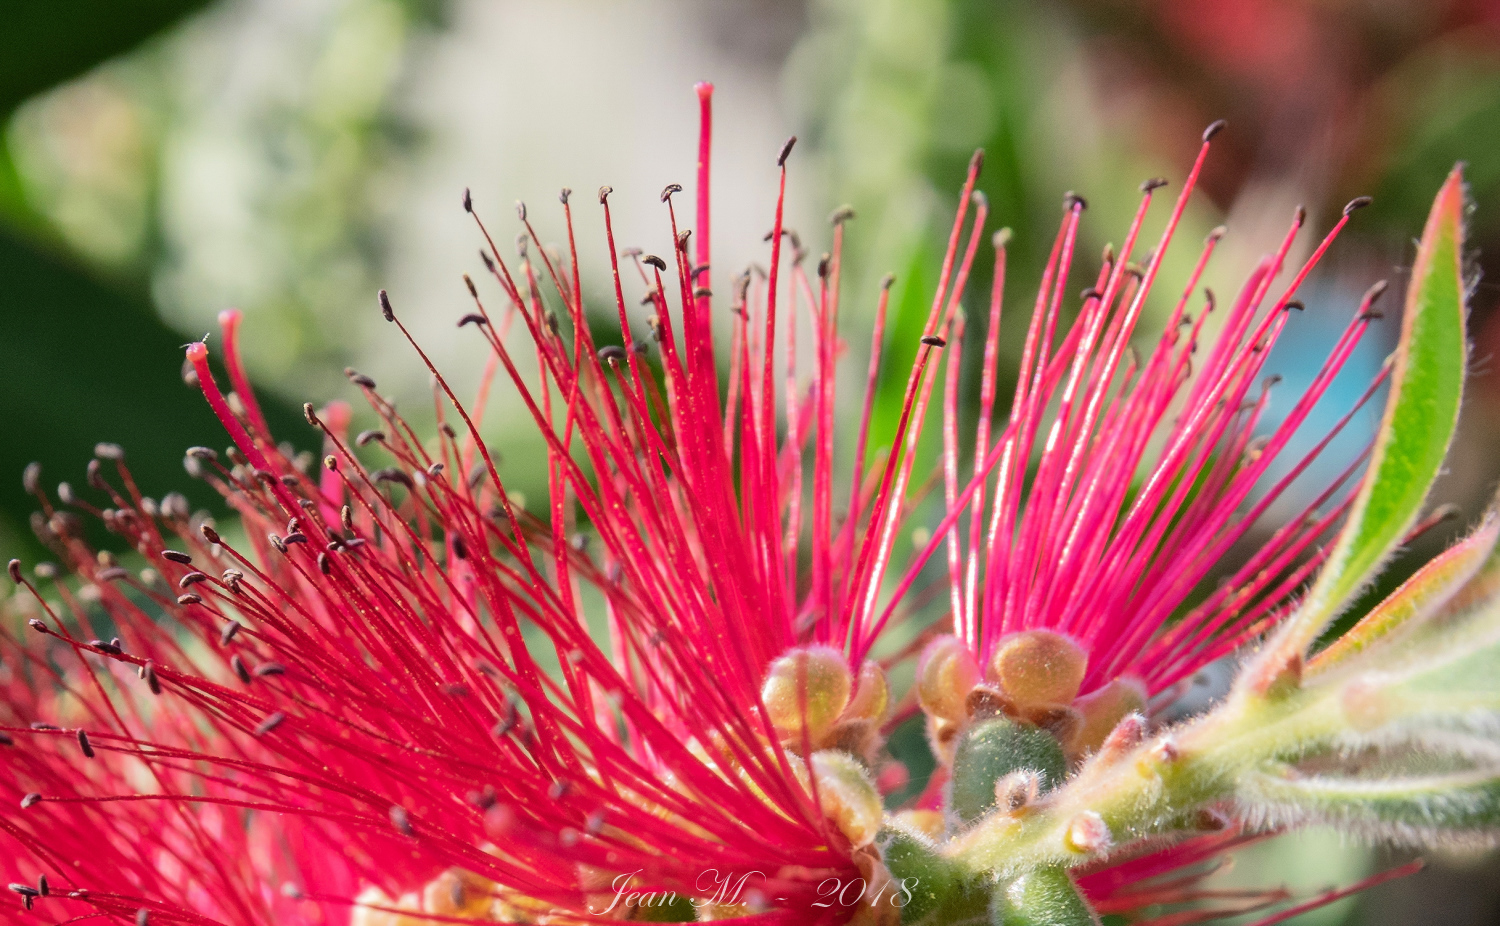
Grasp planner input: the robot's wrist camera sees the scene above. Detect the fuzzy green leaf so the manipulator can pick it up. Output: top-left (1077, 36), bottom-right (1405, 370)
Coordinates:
top-left (1281, 167), bottom-right (1469, 654)
top-left (1242, 767), bottom-right (1500, 842)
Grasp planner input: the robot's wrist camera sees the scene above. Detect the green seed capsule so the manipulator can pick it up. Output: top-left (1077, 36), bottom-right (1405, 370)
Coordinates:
top-left (992, 868), bottom-right (1097, 926)
top-left (950, 718), bottom-right (1067, 825)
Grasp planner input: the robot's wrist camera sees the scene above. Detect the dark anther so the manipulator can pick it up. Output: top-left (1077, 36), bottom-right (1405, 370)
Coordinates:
top-left (8, 884), bottom-right (39, 898)
top-left (137, 908), bottom-right (151, 926)
top-left (255, 663), bottom-right (286, 678)
top-left (1207, 225), bottom-right (1227, 243)
top-left (1264, 374), bottom-right (1284, 389)
top-left (463, 274), bottom-right (478, 299)
top-left (480, 249), bottom-right (495, 272)
top-left (28, 619), bottom-right (49, 635)
top-left (1360, 309), bottom-right (1385, 321)
top-left (1202, 119), bottom-right (1228, 142)
top-left (318, 553), bottom-right (332, 575)
top-left (661, 183), bottom-right (683, 202)
top-left (458, 313), bottom-right (487, 327)
top-left (1081, 287), bottom-right (1101, 302)
top-left (968, 148), bottom-right (985, 175)
top-left (373, 467), bottom-right (414, 489)
top-left (777, 135), bottom-right (797, 167)
top-left (7, 559), bottom-right (20, 584)
top-left (179, 572), bottom-right (208, 588)
top-left (642, 254), bottom-right (667, 272)
top-left (187, 446), bottom-right (218, 462)
top-left (1365, 279), bottom-right (1390, 304)
top-left (921, 335), bottom-right (947, 347)
top-left (881, 273), bottom-right (896, 291)
top-left (303, 403), bottom-right (319, 427)
top-left (76, 730), bottom-right (94, 759)
top-left (341, 505), bottom-right (354, 532)
top-left (390, 805), bottom-right (415, 837)
top-left (598, 185), bottom-right (612, 204)
top-left (22, 462), bottom-right (41, 495)
top-left (283, 532), bottom-right (307, 545)
top-left (1283, 299), bottom-right (1303, 312)
top-left (545, 311), bottom-right (560, 334)
top-left (37, 875), bottom-right (48, 897)
top-left (0, 733), bottom-right (12, 746)
top-left (549, 778), bottom-right (572, 800)
top-left (91, 639), bottom-right (123, 655)
top-left (1293, 205), bottom-right (1306, 227)
top-left (817, 254), bottom-right (831, 278)
top-left (144, 662), bottom-right (162, 695)
top-left (1141, 177), bottom-right (1169, 193)
top-left (462, 188), bottom-right (473, 213)
top-left (1344, 195), bottom-right (1373, 216)
top-left (515, 200), bottom-right (527, 222)
top-left (232, 655), bottom-right (251, 684)
top-left (253, 712), bottom-right (285, 737)
top-left (677, 229), bottom-right (692, 251)
top-left (20, 793), bottom-right (41, 809)
top-left (356, 429), bottom-right (386, 447)
top-left (559, 187), bottom-right (571, 204)
top-left (220, 621), bottom-right (242, 645)
top-left (176, 594), bottom-right (203, 606)
top-left (693, 286), bottom-right (712, 298)
top-left (94, 442), bottom-right (124, 461)
top-left (829, 205), bottom-right (856, 225)
top-left (379, 289), bottom-right (395, 322)
top-left (598, 345), bottom-right (627, 364)
top-left (162, 550), bottom-right (193, 565)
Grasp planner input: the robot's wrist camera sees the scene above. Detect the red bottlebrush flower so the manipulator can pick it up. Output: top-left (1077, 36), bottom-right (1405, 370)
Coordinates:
top-left (0, 83), bottom-right (1466, 926)
top-left (0, 83), bottom-right (942, 926)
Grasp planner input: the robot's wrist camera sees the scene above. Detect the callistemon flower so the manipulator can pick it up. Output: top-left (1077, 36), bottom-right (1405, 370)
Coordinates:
top-left (2, 83), bottom-right (1494, 926)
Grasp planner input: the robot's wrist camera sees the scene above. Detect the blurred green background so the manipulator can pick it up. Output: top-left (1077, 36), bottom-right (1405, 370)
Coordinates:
top-left (3, 0), bottom-right (1500, 921)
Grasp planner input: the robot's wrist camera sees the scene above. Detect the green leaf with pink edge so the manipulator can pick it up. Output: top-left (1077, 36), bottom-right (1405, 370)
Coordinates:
top-left (1282, 166), bottom-right (1469, 654)
top-left (1308, 501), bottom-right (1499, 676)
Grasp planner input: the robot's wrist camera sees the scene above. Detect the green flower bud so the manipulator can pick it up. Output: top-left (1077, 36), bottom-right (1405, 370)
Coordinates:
top-left (992, 868), bottom-right (1097, 926)
top-left (950, 718), bottom-right (1068, 825)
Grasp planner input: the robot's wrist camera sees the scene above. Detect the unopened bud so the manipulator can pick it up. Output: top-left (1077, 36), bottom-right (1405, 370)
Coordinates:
top-left (1072, 677), bottom-right (1147, 756)
top-left (843, 659), bottom-right (890, 722)
top-left (809, 750), bottom-right (882, 848)
top-left (761, 645), bottom-right (852, 743)
top-left (1064, 811), bottom-right (1112, 854)
top-left (988, 629), bottom-right (1087, 709)
top-left (996, 867), bottom-right (1096, 926)
top-left (950, 718), bottom-right (1067, 825)
top-left (916, 635), bottom-right (980, 722)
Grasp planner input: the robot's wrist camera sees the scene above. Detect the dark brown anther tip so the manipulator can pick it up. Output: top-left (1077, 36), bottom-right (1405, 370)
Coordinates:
top-left (232, 655), bottom-right (251, 684)
top-left (20, 793), bottom-right (41, 809)
top-left (660, 182), bottom-right (683, 202)
top-left (968, 148), bottom-right (985, 175)
top-left (642, 254), bottom-right (667, 272)
top-left (220, 621), bottom-right (241, 646)
top-left (76, 729), bottom-right (94, 759)
top-left (162, 550), bottom-right (193, 565)
top-left (458, 313), bottom-right (487, 328)
top-left (777, 135), bottom-right (797, 167)
top-left (302, 403), bottom-right (319, 427)
top-left (921, 335), bottom-right (947, 348)
top-left (515, 200), bottom-right (527, 221)
top-left (1264, 374), bottom-right (1283, 389)
top-left (1140, 177), bottom-right (1169, 193)
top-left (480, 249), bottom-right (495, 272)
top-left (1081, 287), bottom-right (1101, 302)
top-left (137, 908), bottom-right (151, 926)
top-left (253, 712), bottom-right (285, 737)
top-left (378, 289), bottom-right (394, 322)
top-left (28, 619), bottom-right (48, 635)
top-left (559, 187), bottom-right (571, 205)
top-left (1360, 309), bottom-right (1385, 321)
top-left (1283, 299), bottom-right (1304, 312)
top-left (1202, 119), bottom-right (1227, 142)
top-left (1207, 225), bottom-right (1227, 243)
top-left (881, 272), bottom-right (896, 291)
top-left (462, 188), bottom-right (473, 213)
top-left (1064, 191), bottom-right (1088, 211)
top-left (693, 286), bottom-right (712, 298)
top-left (7, 559), bottom-right (20, 585)
top-left (597, 185), bottom-right (612, 204)
top-left (144, 662), bottom-right (161, 695)
top-left (464, 273), bottom-right (477, 298)
top-left (597, 345), bottom-right (627, 364)
top-left (1343, 195), bottom-right (1373, 216)
top-left (1293, 205), bottom-right (1307, 227)
top-left (829, 205), bottom-right (856, 225)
